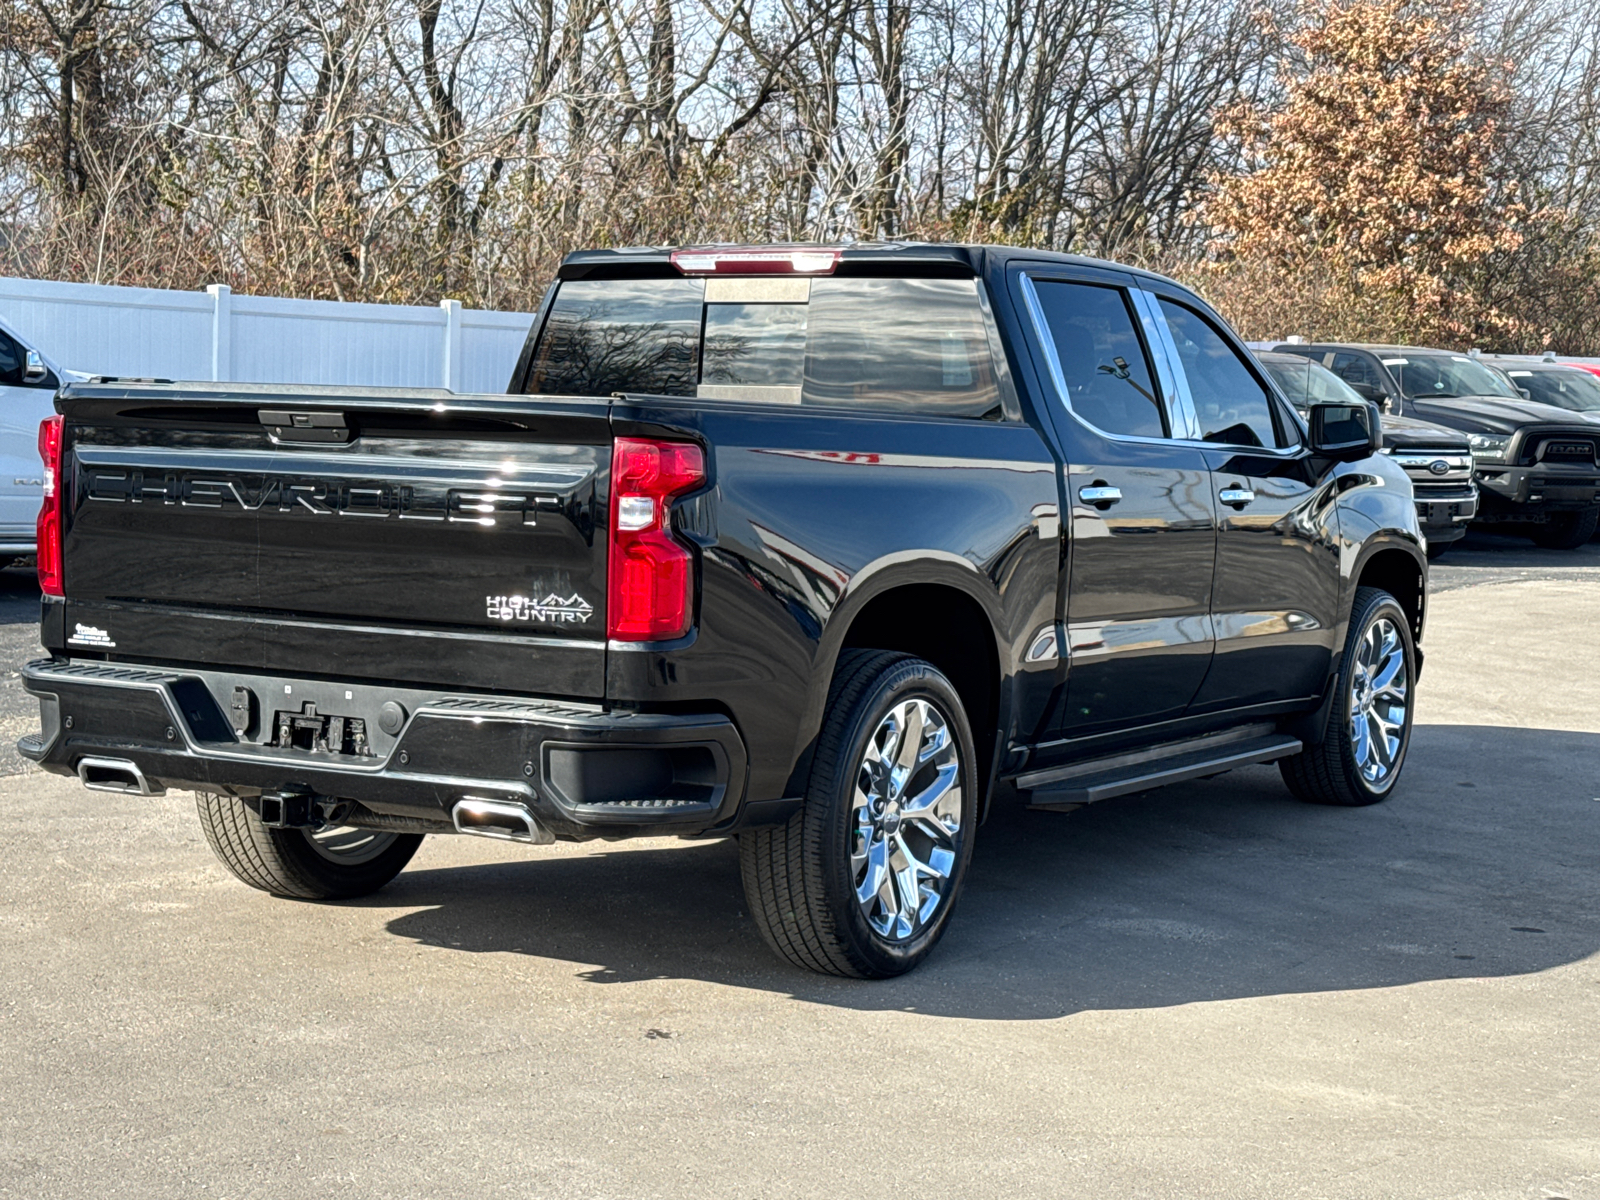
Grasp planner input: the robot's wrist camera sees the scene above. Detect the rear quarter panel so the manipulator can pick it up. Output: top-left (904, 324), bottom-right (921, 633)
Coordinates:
top-left (608, 399), bottom-right (1062, 804)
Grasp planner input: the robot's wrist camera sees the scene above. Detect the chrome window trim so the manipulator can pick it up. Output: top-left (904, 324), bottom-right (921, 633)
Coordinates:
top-left (1129, 287), bottom-right (1200, 439)
top-left (1018, 271), bottom-right (1311, 458)
top-left (1017, 272), bottom-right (1186, 447)
top-left (1143, 288), bottom-right (1303, 455)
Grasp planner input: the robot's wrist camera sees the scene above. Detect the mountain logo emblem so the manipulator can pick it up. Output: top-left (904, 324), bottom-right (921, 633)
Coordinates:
top-left (486, 593), bottom-right (594, 624)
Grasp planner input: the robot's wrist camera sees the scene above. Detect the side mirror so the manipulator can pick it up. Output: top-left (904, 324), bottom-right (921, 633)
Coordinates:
top-left (22, 349), bottom-right (47, 385)
top-left (1346, 380), bottom-right (1384, 403)
top-left (1309, 400), bottom-right (1380, 461)
top-left (1515, 387), bottom-right (1531, 401)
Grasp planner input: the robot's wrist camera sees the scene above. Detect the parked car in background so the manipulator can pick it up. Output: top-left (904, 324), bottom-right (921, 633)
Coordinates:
top-left (22, 244), bottom-right (1428, 978)
top-left (1273, 342), bottom-right (1600, 549)
top-left (0, 316), bottom-right (69, 559)
top-left (1482, 356), bottom-right (1600, 421)
top-left (1256, 351), bottom-right (1476, 559)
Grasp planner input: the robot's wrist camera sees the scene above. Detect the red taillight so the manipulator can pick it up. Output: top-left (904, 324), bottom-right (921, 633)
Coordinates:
top-left (607, 438), bottom-right (706, 641)
top-left (669, 246), bottom-right (841, 276)
top-left (36, 415), bottom-right (63, 597)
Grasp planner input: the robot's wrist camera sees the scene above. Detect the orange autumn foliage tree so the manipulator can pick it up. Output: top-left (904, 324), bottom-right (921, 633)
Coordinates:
top-left (1203, 0), bottom-right (1533, 346)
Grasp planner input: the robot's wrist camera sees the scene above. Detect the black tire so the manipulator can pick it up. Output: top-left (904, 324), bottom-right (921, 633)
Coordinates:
top-left (195, 792), bottom-right (423, 900)
top-left (1529, 507), bottom-right (1599, 550)
top-left (739, 650), bottom-right (979, 978)
top-left (1424, 540), bottom-right (1451, 560)
top-left (1280, 587), bottom-right (1416, 807)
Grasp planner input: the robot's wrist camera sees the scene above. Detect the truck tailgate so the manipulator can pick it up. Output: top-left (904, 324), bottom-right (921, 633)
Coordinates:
top-left (56, 384), bottom-right (611, 697)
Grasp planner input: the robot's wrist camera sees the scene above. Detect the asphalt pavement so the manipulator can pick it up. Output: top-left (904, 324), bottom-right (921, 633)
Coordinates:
top-left (1, 545), bottom-right (1598, 1198)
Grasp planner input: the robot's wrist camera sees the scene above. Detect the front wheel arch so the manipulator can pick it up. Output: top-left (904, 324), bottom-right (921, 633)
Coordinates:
top-left (1349, 542), bottom-right (1426, 652)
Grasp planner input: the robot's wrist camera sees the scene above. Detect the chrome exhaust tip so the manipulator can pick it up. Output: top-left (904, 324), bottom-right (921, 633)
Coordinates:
top-left (451, 797), bottom-right (554, 845)
top-left (77, 756), bottom-right (164, 796)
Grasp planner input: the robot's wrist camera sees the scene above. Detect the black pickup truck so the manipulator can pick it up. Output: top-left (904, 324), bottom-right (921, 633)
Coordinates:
top-left (22, 244), bottom-right (1427, 977)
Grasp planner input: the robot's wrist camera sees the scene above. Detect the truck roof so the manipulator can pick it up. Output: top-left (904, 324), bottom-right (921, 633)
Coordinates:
top-left (557, 242), bottom-right (1195, 294)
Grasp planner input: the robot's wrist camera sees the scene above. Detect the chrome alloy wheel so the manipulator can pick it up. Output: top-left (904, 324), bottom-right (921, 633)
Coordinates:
top-left (1349, 616), bottom-right (1409, 786)
top-left (303, 825), bottom-right (400, 865)
top-left (851, 697), bottom-right (964, 941)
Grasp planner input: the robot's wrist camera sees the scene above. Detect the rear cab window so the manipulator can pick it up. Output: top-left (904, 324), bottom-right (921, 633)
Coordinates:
top-left (527, 278), bottom-right (703, 397)
top-left (526, 272), bottom-right (1004, 419)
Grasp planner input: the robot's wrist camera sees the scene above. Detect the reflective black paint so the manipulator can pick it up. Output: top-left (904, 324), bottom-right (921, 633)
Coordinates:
top-left (34, 248), bottom-right (1426, 836)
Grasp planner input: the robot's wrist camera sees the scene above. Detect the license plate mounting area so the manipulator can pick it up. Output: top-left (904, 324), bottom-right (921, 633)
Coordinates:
top-left (273, 701), bottom-right (373, 757)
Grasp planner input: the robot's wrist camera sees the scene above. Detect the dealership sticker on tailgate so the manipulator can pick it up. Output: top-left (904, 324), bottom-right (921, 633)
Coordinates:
top-left (68, 622), bottom-right (116, 648)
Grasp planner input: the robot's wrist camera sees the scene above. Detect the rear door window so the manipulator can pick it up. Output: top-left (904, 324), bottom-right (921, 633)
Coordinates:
top-left (1158, 299), bottom-right (1286, 448)
top-left (528, 273), bottom-right (1002, 419)
top-left (1027, 280), bottom-right (1169, 438)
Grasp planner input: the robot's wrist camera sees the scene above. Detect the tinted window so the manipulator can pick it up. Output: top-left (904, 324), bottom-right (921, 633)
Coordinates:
top-left (1031, 281), bottom-right (1166, 438)
top-left (1160, 300), bottom-right (1282, 448)
top-left (1388, 354), bottom-right (1519, 400)
top-left (1503, 367), bottom-right (1600, 413)
top-left (802, 277), bottom-right (1000, 417)
top-left (1330, 352), bottom-right (1383, 393)
top-left (703, 303), bottom-right (807, 392)
top-left (528, 278), bottom-right (703, 397)
top-left (527, 274), bottom-right (1000, 418)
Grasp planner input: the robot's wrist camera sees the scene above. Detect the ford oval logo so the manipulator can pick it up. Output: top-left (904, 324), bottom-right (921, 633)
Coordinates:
top-left (1428, 459), bottom-right (1450, 475)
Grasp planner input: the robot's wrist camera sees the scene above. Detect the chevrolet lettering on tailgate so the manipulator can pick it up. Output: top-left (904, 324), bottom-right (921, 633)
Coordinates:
top-left (81, 467), bottom-right (565, 525)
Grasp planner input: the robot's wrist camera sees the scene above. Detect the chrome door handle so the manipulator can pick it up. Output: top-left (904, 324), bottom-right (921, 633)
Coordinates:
top-left (1219, 486), bottom-right (1255, 508)
top-left (1078, 485), bottom-right (1122, 507)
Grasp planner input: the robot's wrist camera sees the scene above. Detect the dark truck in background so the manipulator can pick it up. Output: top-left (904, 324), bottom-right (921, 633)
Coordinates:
top-left (23, 244), bottom-right (1427, 978)
top-left (1256, 351), bottom-right (1477, 558)
top-left (1274, 342), bottom-right (1600, 548)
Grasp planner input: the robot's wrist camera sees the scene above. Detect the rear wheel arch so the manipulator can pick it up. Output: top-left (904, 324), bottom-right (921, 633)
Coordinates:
top-left (797, 570), bottom-right (1006, 812)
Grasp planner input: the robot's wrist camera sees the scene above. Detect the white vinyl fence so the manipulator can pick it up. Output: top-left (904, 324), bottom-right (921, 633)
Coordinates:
top-left (0, 276), bottom-right (538, 394)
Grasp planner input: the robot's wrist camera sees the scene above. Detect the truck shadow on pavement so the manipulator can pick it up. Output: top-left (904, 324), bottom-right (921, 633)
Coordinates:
top-left (379, 722), bottom-right (1599, 1019)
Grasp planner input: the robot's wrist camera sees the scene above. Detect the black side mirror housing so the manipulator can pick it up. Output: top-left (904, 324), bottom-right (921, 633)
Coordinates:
top-left (1309, 400), bottom-right (1380, 461)
top-left (1346, 380), bottom-right (1384, 403)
